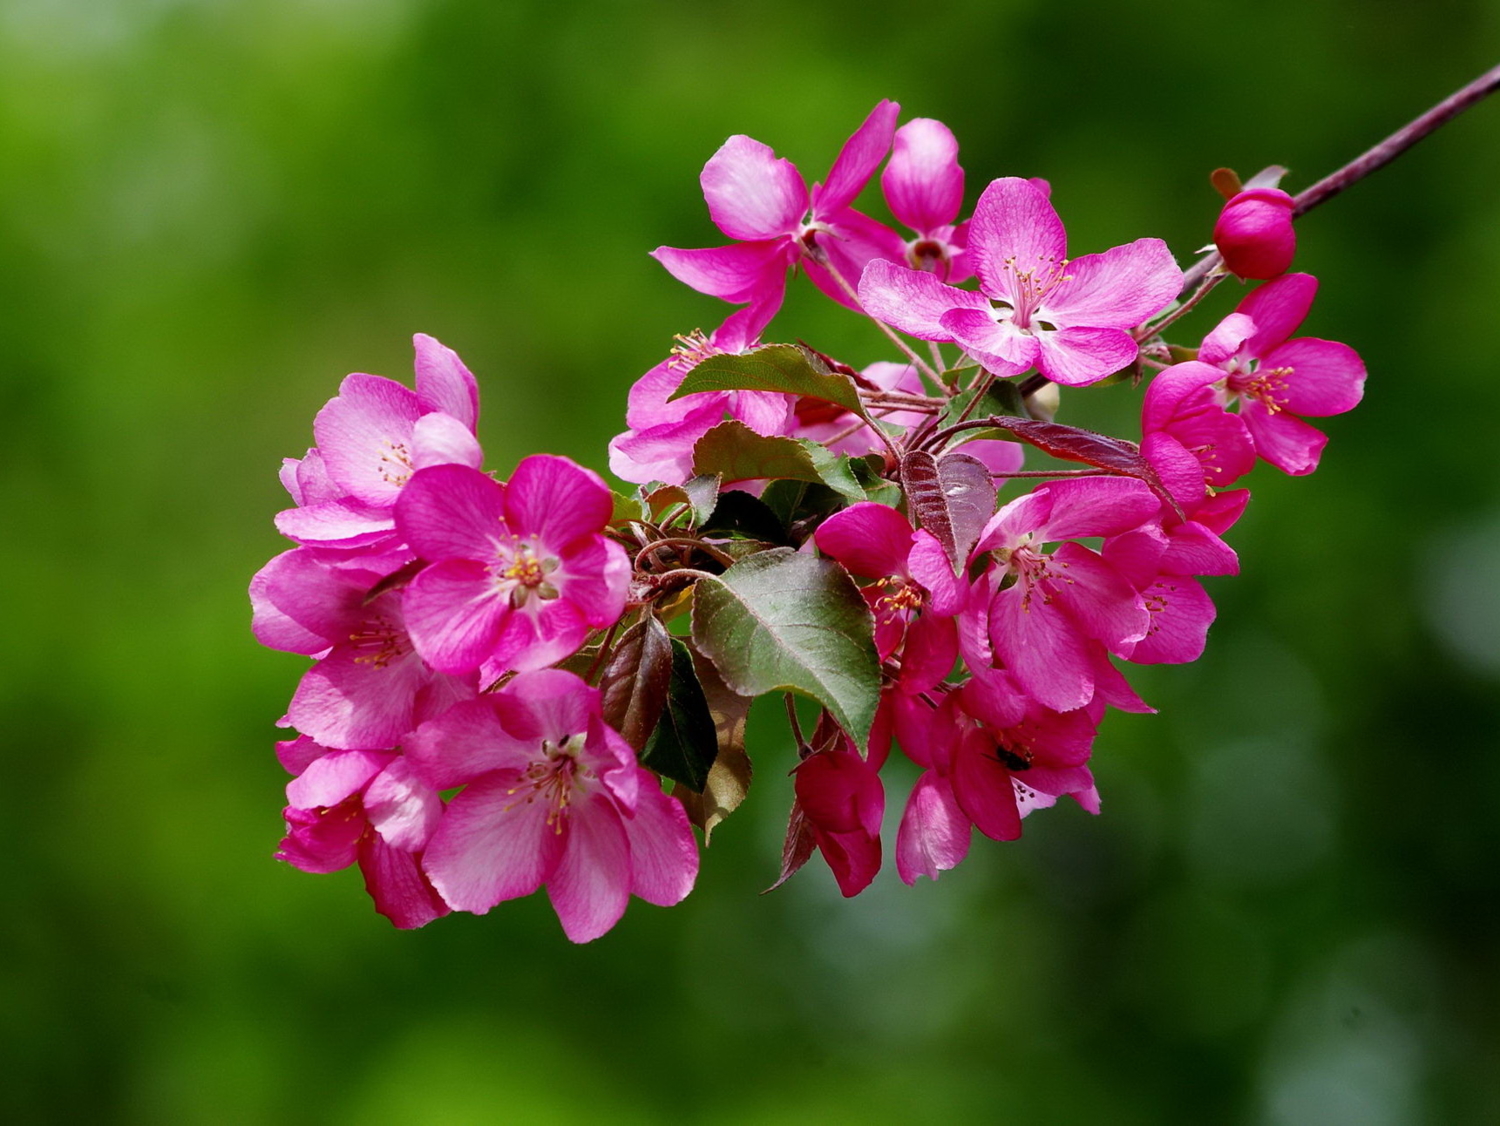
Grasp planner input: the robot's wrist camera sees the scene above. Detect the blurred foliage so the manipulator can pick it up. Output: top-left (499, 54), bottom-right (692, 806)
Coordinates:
top-left (3, 0), bottom-right (1499, 1121)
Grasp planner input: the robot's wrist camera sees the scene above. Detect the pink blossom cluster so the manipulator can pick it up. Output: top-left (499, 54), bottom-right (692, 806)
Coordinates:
top-left (254, 100), bottom-right (1366, 935)
top-left (252, 336), bottom-right (697, 939)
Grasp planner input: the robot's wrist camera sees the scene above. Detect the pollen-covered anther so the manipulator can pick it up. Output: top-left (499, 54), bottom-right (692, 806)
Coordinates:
top-left (876, 577), bottom-right (924, 612)
top-left (377, 440), bottom-right (415, 486)
top-left (347, 618), bottom-right (407, 669)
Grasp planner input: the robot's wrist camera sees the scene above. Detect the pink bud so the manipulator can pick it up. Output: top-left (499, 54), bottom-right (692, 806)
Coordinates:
top-left (1213, 188), bottom-right (1296, 279)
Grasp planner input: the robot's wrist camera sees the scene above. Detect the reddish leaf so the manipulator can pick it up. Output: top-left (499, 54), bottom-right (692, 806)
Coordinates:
top-left (900, 450), bottom-right (996, 567)
top-left (598, 614), bottom-right (673, 752)
top-left (972, 416), bottom-right (1182, 517)
top-left (764, 800), bottom-right (816, 893)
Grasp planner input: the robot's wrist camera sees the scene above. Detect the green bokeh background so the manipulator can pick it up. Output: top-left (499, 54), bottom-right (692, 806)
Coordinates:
top-left (5, 1), bottom-right (1499, 1121)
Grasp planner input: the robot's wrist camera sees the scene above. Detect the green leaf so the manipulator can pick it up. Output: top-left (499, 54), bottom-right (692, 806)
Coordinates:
top-left (610, 489), bottom-right (647, 526)
top-left (598, 614), bottom-right (674, 752)
top-left (671, 343), bottom-right (868, 419)
top-left (690, 421), bottom-right (864, 504)
top-left (691, 548), bottom-right (880, 750)
top-left (645, 474), bottom-right (721, 526)
top-left (640, 637), bottom-right (720, 792)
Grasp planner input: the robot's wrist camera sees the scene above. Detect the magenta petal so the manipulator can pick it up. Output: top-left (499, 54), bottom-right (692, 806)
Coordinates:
top-left (1240, 403), bottom-right (1328, 475)
top-left (401, 559), bottom-right (506, 674)
top-left (1047, 238), bottom-right (1181, 328)
top-left (1262, 337), bottom-right (1366, 416)
top-left (412, 333), bottom-right (479, 429)
top-left (622, 782), bottom-right (699, 907)
top-left (882, 117), bottom-right (963, 234)
top-left (494, 669), bottom-right (598, 746)
top-left (286, 750), bottom-right (391, 809)
top-left (1199, 313), bottom-right (1254, 367)
top-left (422, 769), bottom-right (566, 913)
top-left (1143, 361), bottom-right (1229, 433)
top-left (1035, 325), bottom-right (1137, 387)
top-left (988, 583), bottom-right (1093, 713)
top-left (940, 308), bottom-right (1037, 374)
top-left (412, 412), bottom-right (483, 471)
top-left (858, 259), bottom-right (983, 340)
top-left (899, 612), bottom-right (958, 693)
top-left (250, 549), bottom-right (353, 654)
top-left (554, 538), bottom-right (630, 624)
top-left (547, 793), bottom-right (632, 942)
top-left (815, 501), bottom-right (915, 578)
top-left (1214, 189), bottom-right (1296, 280)
top-left (406, 698), bottom-right (536, 788)
top-left (497, 602), bottom-right (593, 674)
top-left (1142, 431), bottom-right (1208, 509)
top-left (814, 99), bottom-right (899, 217)
top-left (1046, 543), bottom-right (1151, 651)
top-left (274, 500), bottom-right (396, 549)
top-left (796, 751), bottom-right (882, 835)
top-left (968, 177), bottom-right (1067, 303)
top-left (396, 464), bottom-right (507, 562)
top-left (952, 729), bottom-right (1022, 841)
top-left (1037, 476), bottom-right (1160, 541)
top-left (314, 374), bottom-right (424, 507)
top-left (814, 825), bottom-right (882, 897)
top-left (278, 800), bottom-right (366, 873)
top-left (1127, 575), bottom-right (1215, 664)
top-left (907, 531), bottom-right (962, 615)
top-left (702, 134), bottom-right (807, 241)
top-left (364, 757), bottom-right (443, 851)
top-left (357, 836), bottom-right (450, 929)
top-left (609, 403), bottom-right (724, 486)
top-left (503, 454), bottom-right (612, 549)
top-left (650, 241), bottom-right (791, 304)
top-left (896, 771), bottom-right (970, 884)
top-left (286, 646), bottom-right (428, 751)
top-left (277, 735), bottom-right (328, 775)
top-left (1237, 272), bottom-right (1318, 354)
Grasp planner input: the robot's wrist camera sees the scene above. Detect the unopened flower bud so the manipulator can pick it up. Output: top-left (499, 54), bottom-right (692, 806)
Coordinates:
top-left (1213, 188), bottom-right (1296, 279)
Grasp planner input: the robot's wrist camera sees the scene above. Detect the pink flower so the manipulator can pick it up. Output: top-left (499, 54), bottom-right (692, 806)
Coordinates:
top-left (274, 334), bottom-right (483, 553)
top-left (793, 732), bottom-right (885, 897)
top-left (814, 501), bottom-right (963, 657)
top-left (860, 177), bottom-right (1182, 386)
top-left (608, 307), bottom-right (793, 485)
top-left (1198, 273), bottom-right (1367, 474)
top-left (407, 671), bottom-right (699, 942)
top-left (652, 101), bottom-right (905, 321)
top-left (276, 738), bottom-right (449, 929)
top-left (881, 118), bottom-right (971, 282)
top-left (395, 457), bottom-right (630, 676)
top-left (1214, 188), bottom-right (1296, 279)
top-left (969, 477), bottom-right (1160, 711)
top-left (1140, 360), bottom-right (1256, 508)
top-left (250, 548), bottom-right (477, 750)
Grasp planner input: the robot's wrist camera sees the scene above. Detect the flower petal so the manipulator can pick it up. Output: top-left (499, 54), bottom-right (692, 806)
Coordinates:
top-left (401, 558), bottom-right (507, 674)
top-left (622, 781), bottom-right (699, 907)
top-left (422, 769), bottom-right (566, 913)
top-left (364, 757), bottom-right (443, 851)
top-left (814, 501), bottom-right (915, 578)
top-left (882, 117), bottom-right (964, 234)
top-left (702, 135), bottom-right (807, 241)
top-left (546, 793), bottom-right (632, 942)
top-left (896, 771), bottom-right (970, 884)
top-left (396, 464), bottom-right (507, 562)
top-left (412, 333), bottom-right (479, 430)
top-left (1045, 238), bottom-right (1181, 328)
top-left (356, 835), bottom-right (450, 929)
top-left (858, 259), bottom-right (984, 340)
top-left (940, 307), bottom-right (1037, 375)
top-left (813, 99), bottom-right (899, 218)
top-left (314, 374), bottom-right (423, 507)
top-left (1034, 325), bottom-right (1137, 387)
top-left (503, 454), bottom-right (612, 550)
top-left (1262, 337), bottom-right (1366, 416)
top-left (1236, 272), bottom-right (1317, 354)
top-left (967, 177), bottom-right (1067, 303)
top-left (650, 241), bottom-right (791, 304)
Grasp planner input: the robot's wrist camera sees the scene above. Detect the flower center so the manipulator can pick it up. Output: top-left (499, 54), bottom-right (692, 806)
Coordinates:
top-left (507, 734), bottom-right (592, 830)
top-left (875, 576), bottom-right (924, 614)
top-left (994, 253), bottom-right (1071, 330)
top-left (378, 440), bottom-right (415, 487)
top-left (1228, 364), bottom-right (1293, 413)
top-left (347, 616), bottom-right (409, 669)
top-left (495, 540), bottom-right (561, 608)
